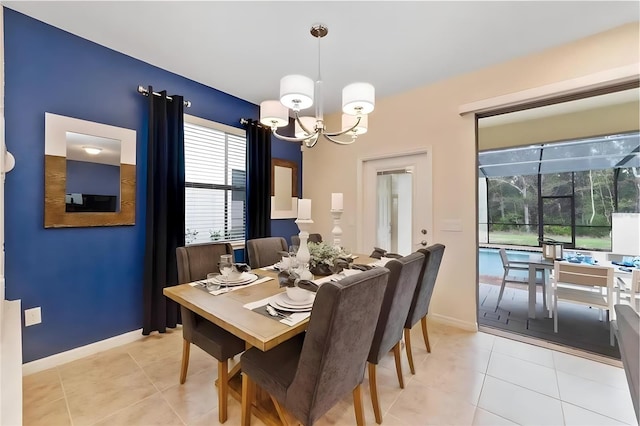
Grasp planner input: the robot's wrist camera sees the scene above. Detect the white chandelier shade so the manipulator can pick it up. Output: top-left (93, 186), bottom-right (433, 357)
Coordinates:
top-left (280, 75), bottom-right (315, 110)
top-left (342, 113), bottom-right (368, 135)
top-left (342, 83), bottom-right (375, 115)
top-left (295, 116), bottom-right (317, 138)
top-left (259, 100), bottom-right (288, 128)
top-left (259, 24), bottom-right (375, 148)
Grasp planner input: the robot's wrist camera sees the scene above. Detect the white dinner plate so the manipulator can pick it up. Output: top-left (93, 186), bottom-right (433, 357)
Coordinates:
top-left (279, 292), bottom-right (315, 306)
top-left (268, 294), bottom-right (314, 312)
top-left (268, 300), bottom-right (312, 313)
top-left (209, 273), bottom-right (258, 287)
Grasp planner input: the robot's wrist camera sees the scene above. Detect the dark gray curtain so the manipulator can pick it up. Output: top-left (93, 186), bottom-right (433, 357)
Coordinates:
top-left (143, 87), bottom-right (185, 335)
top-left (245, 119), bottom-right (271, 239)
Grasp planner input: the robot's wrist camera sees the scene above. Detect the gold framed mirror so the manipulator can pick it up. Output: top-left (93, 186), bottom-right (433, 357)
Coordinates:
top-left (270, 158), bottom-right (298, 219)
top-left (44, 113), bottom-right (137, 228)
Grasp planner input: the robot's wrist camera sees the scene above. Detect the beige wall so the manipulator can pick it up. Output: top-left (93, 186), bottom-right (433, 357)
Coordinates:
top-left (303, 22), bottom-right (640, 329)
top-left (479, 101), bottom-right (640, 150)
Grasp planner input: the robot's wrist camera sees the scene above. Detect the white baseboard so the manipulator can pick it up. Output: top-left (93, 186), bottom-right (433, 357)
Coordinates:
top-left (22, 328), bottom-right (145, 376)
top-left (429, 313), bottom-right (478, 332)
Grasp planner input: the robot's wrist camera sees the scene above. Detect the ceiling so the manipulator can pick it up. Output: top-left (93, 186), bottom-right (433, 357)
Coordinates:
top-left (4, 1), bottom-right (640, 114)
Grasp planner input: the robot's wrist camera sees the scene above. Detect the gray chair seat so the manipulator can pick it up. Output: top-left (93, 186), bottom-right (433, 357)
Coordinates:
top-left (240, 334), bottom-right (304, 402)
top-left (188, 314), bottom-right (246, 361)
top-left (176, 242), bottom-right (245, 423)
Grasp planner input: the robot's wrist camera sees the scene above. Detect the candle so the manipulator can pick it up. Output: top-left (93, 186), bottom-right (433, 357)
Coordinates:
top-left (297, 198), bottom-right (312, 220)
top-left (331, 193), bottom-right (343, 211)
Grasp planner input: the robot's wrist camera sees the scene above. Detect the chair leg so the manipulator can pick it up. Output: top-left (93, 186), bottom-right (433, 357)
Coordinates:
top-left (269, 394), bottom-right (290, 426)
top-left (368, 362), bottom-right (382, 424)
top-left (353, 384), bottom-right (365, 426)
top-left (420, 316), bottom-right (431, 353)
top-left (553, 291), bottom-right (558, 333)
top-left (180, 339), bottom-right (190, 384)
top-left (497, 273), bottom-right (508, 307)
top-left (218, 360), bottom-right (229, 423)
top-left (404, 328), bottom-right (415, 374)
top-left (241, 372), bottom-right (254, 426)
top-left (392, 342), bottom-right (404, 389)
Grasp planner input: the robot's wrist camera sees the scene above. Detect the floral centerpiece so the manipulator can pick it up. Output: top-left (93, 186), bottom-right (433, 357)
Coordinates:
top-left (308, 242), bottom-right (350, 276)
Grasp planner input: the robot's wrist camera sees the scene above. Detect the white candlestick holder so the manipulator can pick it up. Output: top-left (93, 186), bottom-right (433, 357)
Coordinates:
top-left (294, 218), bottom-right (314, 280)
top-left (331, 209), bottom-right (343, 249)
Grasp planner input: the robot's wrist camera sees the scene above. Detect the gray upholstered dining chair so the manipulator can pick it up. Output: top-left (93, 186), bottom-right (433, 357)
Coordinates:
top-left (404, 244), bottom-right (445, 374)
top-left (245, 236), bottom-right (288, 268)
top-left (240, 268), bottom-right (390, 426)
top-left (291, 233), bottom-right (323, 247)
top-left (367, 252), bottom-right (425, 424)
top-left (176, 243), bottom-right (246, 423)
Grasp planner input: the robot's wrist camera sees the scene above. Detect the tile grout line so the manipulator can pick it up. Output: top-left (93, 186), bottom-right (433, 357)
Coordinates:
top-left (125, 347), bottom-right (188, 426)
top-left (552, 352), bottom-right (567, 425)
top-left (55, 366), bottom-right (75, 426)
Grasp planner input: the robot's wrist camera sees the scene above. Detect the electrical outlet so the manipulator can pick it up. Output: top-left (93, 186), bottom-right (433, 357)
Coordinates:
top-left (24, 307), bottom-right (42, 327)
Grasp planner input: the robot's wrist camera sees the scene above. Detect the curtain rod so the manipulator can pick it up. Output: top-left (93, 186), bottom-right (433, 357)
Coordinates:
top-left (137, 85), bottom-right (191, 108)
top-left (240, 118), bottom-right (268, 128)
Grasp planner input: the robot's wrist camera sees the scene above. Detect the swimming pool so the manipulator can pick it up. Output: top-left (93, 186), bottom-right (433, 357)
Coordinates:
top-left (479, 247), bottom-right (540, 278)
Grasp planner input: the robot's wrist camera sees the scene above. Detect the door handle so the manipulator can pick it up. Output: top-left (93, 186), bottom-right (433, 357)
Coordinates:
top-left (417, 240), bottom-right (428, 247)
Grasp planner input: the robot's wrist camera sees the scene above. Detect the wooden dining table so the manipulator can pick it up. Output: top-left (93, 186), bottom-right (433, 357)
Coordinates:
top-left (163, 255), bottom-right (377, 425)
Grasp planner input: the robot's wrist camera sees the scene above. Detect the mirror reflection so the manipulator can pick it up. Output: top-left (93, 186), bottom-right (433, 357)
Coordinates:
top-left (65, 132), bottom-right (121, 213)
top-left (376, 169), bottom-right (413, 254)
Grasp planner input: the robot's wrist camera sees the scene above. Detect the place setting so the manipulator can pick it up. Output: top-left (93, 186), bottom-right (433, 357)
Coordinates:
top-left (191, 254), bottom-right (273, 295)
top-left (243, 271), bottom-right (317, 326)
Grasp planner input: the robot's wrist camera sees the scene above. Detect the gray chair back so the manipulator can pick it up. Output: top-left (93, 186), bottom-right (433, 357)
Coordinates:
top-left (286, 268), bottom-right (390, 425)
top-left (246, 237), bottom-right (288, 268)
top-left (176, 242), bottom-right (233, 283)
top-left (291, 234), bottom-right (323, 247)
top-left (405, 244), bottom-right (445, 328)
top-left (614, 304), bottom-right (639, 423)
top-left (369, 252), bottom-right (425, 363)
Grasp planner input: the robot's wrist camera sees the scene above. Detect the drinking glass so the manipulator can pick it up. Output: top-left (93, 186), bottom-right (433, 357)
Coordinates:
top-left (289, 245), bottom-right (299, 257)
top-left (219, 254), bottom-right (233, 282)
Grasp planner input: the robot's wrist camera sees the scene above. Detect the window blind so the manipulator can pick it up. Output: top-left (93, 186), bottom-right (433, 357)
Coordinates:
top-left (184, 121), bottom-right (246, 245)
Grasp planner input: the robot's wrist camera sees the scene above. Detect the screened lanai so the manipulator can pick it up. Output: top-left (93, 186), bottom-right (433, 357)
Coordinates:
top-left (478, 131), bottom-right (640, 251)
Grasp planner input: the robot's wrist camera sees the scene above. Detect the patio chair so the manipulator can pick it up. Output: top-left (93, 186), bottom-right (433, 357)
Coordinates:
top-left (617, 269), bottom-right (640, 312)
top-left (497, 248), bottom-right (546, 311)
top-left (552, 261), bottom-right (615, 345)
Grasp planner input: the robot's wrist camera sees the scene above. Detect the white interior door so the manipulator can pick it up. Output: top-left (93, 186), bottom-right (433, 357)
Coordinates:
top-left (359, 151), bottom-right (432, 255)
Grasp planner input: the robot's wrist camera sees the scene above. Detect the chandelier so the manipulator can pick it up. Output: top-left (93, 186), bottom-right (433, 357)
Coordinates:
top-left (259, 25), bottom-right (375, 148)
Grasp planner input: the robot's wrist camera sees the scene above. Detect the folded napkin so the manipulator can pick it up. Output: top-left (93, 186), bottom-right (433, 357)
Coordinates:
top-left (243, 295), bottom-right (311, 326)
top-left (261, 264), bottom-right (280, 271)
top-left (368, 257), bottom-right (393, 268)
top-left (190, 276), bottom-right (273, 296)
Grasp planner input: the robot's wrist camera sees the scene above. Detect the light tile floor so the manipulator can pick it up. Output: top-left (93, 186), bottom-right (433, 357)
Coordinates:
top-left (23, 322), bottom-right (637, 426)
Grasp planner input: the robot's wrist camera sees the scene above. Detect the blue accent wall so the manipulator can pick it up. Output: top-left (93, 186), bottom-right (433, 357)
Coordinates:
top-left (4, 8), bottom-right (301, 362)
